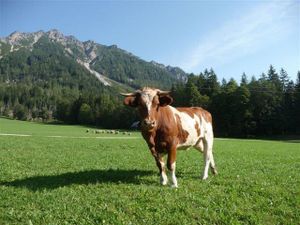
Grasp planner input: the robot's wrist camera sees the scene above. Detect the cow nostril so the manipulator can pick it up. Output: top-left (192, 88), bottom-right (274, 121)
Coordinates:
top-left (142, 119), bottom-right (156, 128)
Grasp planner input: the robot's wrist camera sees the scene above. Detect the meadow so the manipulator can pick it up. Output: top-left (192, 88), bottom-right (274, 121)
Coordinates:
top-left (0, 117), bottom-right (299, 225)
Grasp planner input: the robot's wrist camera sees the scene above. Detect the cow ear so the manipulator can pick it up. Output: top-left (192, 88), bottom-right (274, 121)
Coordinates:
top-left (159, 95), bottom-right (173, 107)
top-left (124, 96), bottom-right (138, 107)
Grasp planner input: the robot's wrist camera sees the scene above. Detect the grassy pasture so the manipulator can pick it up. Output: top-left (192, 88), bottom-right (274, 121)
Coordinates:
top-left (0, 118), bottom-right (299, 225)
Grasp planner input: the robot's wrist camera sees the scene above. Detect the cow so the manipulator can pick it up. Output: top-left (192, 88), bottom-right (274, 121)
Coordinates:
top-left (121, 87), bottom-right (217, 187)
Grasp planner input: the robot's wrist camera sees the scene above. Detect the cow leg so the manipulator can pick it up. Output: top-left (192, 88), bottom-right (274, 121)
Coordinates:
top-left (202, 148), bottom-right (210, 180)
top-left (210, 152), bottom-right (217, 175)
top-left (150, 147), bottom-right (168, 185)
top-left (195, 138), bottom-right (217, 179)
top-left (167, 147), bottom-right (178, 188)
top-left (196, 140), bottom-right (217, 179)
top-left (156, 153), bottom-right (168, 185)
top-left (202, 138), bottom-right (213, 180)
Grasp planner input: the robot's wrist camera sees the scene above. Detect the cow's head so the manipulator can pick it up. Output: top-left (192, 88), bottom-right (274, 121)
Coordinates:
top-left (121, 87), bottom-right (173, 130)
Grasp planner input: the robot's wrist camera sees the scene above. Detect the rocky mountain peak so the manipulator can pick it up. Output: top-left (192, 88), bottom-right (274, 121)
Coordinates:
top-left (1, 30), bottom-right (44, 46)
top-left (47, 29), bottom-right (63, 38)
top-left (7, 31), bottom-right (26, 45)
top-left (150, 61), bottom-right (166, 69)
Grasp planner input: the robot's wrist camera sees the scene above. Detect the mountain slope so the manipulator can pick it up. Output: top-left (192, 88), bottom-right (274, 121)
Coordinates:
top-left (0, 29), bottom-right (188, 89)
top-left (0, 29), bottom-right (188, 127)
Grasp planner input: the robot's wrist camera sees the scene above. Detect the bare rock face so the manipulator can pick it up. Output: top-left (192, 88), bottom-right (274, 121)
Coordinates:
top-left (2, 30), bottom-right (44, 46)
top-left (47, 29), bottom-right (65, 42)
top-left (8, 31), bottom-right (23, 44)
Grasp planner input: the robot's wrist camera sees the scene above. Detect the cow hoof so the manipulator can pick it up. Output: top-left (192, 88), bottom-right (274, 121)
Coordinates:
top-left (202, 176), bottom-right (208, 180)
top-left (171, 184), bottom-right (178, 188)
top-left (160, 179), bottom-right (168, 186)
top-left (211, 167), bottom-right (218, 175)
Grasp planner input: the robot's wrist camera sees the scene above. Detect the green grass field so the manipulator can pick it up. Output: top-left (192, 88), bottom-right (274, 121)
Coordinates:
top-left (0, 118), bottom-right (299, 225)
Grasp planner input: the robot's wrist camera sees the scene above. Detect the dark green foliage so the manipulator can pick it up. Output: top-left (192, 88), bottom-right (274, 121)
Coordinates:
top-left (78, 103), bottom-right (94, 124)
top-left (0, 42), bottom-right (11, 55)
top-left (294, 72), bottom-right (300, 133)
top-left (91, 44), bottom-right (177, 89)
top-left (172, 65), bottom-right (300, 137)
top-left (13, 104), bottom-right (27, 120)
top-left (185, 79), bottom-right (209, 107)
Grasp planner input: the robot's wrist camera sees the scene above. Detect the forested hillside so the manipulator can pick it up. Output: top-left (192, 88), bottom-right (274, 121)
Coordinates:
top-left (172, 66), bottom-right (300, 136)
top-left (0, 30), bottom-right (299, 136)
top-left (0, 30), bottom-right (186, 128)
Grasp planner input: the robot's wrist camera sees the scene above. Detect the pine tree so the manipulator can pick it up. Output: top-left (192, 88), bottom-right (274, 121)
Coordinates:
top-left (267, 65), bottom-right (281, 89)
top-left (294, 71), bottom-right (300, 133)
top-left (241, 72), bottom-right (248, 86)
top-left (185, 80), bottom-right (209, 107)
top-left (279, 68), bottom-right (289, 91)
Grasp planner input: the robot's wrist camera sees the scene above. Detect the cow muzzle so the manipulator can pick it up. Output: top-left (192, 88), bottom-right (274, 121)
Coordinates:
top-left (142, 119), bottom-right (157, 130)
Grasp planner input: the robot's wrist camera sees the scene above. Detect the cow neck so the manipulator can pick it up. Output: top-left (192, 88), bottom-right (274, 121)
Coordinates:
top-left (156, 105), bottom-right (175, 129)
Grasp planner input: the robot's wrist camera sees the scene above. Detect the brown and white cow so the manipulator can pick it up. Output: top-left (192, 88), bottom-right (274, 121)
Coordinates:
top-left (121, 87), bottom-right (217, 187)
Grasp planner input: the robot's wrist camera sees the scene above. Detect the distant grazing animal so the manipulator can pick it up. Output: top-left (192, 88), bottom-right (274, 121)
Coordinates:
top-left (121, 87), bottom-right (217, 188)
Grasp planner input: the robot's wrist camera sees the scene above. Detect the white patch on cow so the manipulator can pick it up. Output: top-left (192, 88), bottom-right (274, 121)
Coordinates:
top-left (161, 172), bottom-right (168, 185)
top-left (170, 162), bottom-right (178, 188)
top-left (195, 139), bottom-right (204, 152)
top-left (140, 88), bottom-right (157, 116)
top-left (161, 173), bottom-right (168, 185)
top-left (200, 116), bottom-right (214, 180)
top-left (169, 106), bottom-right (202, 149)
top-left (159, 158), bottom-right (168, 185)
top-left (144, 96), bottom-right (152, 113)
top-left (204, 120), bottom-right (214, 141)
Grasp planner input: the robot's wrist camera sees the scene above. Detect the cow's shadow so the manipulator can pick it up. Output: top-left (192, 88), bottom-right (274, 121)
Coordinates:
top-left (0, 169), bottom-right (155, 191)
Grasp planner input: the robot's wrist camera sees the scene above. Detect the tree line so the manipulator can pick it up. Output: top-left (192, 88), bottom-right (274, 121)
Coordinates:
top-left (0, 63), bottom-right (299, 137)
top-left (171, 66), bottom-right (300, 137)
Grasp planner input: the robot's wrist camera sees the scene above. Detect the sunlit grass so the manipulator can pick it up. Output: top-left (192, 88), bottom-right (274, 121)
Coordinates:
top-left (0, 118), bottom-right (299, 224)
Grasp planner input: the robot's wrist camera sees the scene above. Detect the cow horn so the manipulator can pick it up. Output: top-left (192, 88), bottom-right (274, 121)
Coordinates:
top-left (120, 90), bottom-right (141, 97)
top-left (120, 92), bottom-right (136, 97)
top-left (157, 90), bottom-right (171, 96)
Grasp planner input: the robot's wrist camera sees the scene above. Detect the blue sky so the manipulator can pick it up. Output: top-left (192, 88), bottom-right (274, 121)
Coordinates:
top-left (1, 0), bottom-right (299, 82)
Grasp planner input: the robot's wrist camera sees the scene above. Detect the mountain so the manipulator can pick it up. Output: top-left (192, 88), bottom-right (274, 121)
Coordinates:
top-left (0, 29), bottom-right (188, 127)
top-left (0, 29), bottom-right (188, 89)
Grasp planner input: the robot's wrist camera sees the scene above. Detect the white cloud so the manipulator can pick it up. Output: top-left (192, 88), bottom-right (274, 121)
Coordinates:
top-left (180, 0), bottom-right (298, 72)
